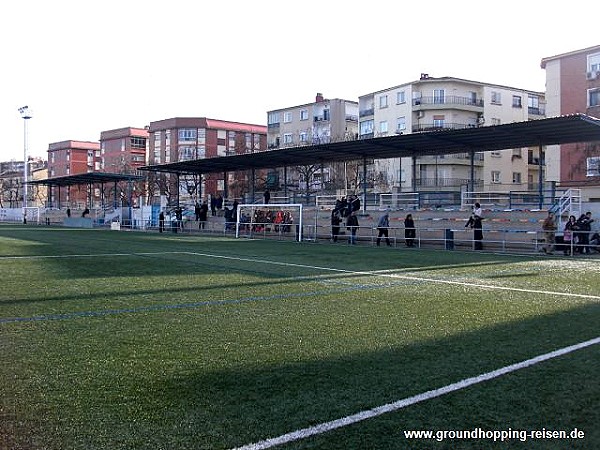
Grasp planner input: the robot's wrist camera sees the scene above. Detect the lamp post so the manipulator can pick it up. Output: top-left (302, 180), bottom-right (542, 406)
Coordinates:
top-left (18, 106), bottom-right (32, 221)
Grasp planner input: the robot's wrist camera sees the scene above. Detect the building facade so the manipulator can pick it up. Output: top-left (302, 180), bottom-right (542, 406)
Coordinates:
top-left (99, 127), bottom-right (148, 174)
top-left (541, 45), bottom-right (600, 201)
top-left (358, 75), bottom-right (546, 195)
top-left (147, 117), bottom-right (267, 205)
top-left (47, 140), bottom-right (101, 207)
top-left (267, 93), bottom-right (359, 192)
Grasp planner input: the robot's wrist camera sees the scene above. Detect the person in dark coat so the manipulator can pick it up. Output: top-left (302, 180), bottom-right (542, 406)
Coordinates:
top-left (198, 202), bottom-right (208, 229)
top-left (264, 189), bottom-right (271, 204)
top-left (159, 211), bottom-right (165, 233)
top-left (331, 208), bottom-right (341, 242)
top-left (404, 213), bottom-right (416, 247)
top-left (346, 211), bottom-right (359, 245)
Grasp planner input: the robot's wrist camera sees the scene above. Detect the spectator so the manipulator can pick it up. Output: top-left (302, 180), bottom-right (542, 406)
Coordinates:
top-left (562, 215), bottom-right (577, 256)
top-left (82, 208), bottom-right (90, 218)
top-left (66, 207), bottom-right (71, 218)
top-left (331, 207), bottom-right (341, 242)
top-left (194, 202), bottom-right (201, 221)
top-left (264, 189), bottom-right (271, 204)
top-left (575, 211), bottom-right (594, 254)
top-left (198, 201), bottom-right (208, 230)
top-left (210, 195), bottom-right (217, 216)
top-left (159, 211), bottom-right (165, 233)
top-left (404, 213), bottom-right (416, 247)
top-left (376, 209), bottom-right (391, 246)
top-left (346, 211), bottom-right (359, 245)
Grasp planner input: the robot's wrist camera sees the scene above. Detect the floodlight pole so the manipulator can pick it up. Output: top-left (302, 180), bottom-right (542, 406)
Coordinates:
top-left (18, 106), bottom-right (32, 222)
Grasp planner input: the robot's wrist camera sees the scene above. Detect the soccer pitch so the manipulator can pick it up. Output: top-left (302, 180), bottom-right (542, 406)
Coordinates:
top-left (1, 225), bottom-right (598, 449)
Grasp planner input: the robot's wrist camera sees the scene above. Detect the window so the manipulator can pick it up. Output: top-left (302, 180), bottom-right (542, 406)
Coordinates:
top-left (178, 128), bottom-right (196, 141)
top-left (360, 120), bottom-right (374, 136)
top-left (491, 171), bottom-right (501, 183)
top-left (396, 91), bottom-right (406, 104)
top-left (396, 117), bottom-right (406, 132)
top-left (512, 95), bottom-right (522, 108)
top-left (131, 137), bottom-right (146, 149)
top-left (587, 156), bottom-right (600, 177)
top-left (283, 133), bottom-right (293, 144)
top-left (491, 91), bottom-right (502, 104)
top-left (512, 172), bottom-right (522, 184)
top-left (433, 118), bottom-right (444, 129)
top-left (588, 52), bottom-right (600, 73)
top-left (300, 109), bottom-right (308, 120)
top-left (268, 112), bottom-right (280, 125)
top-left (589, 88), bottom-right (600, 107)
top-left (491, 151), bottom-right (502, 157)
top-left (379, 121), bottom-right (388, 134)
top-left (433, 89), bottom-right (445, 104)
top-left (491, 118), bottom-right (501, 126)
top-left (379, 95), bottom-right (388, 108)
top-left (299, 131), bottom-right (308, 143)
top-left (283, 111), bottom-right (292, 123)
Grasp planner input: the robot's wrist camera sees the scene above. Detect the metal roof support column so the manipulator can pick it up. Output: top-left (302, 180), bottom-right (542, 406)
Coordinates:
top-left (114, 181), bottom-right (118, 208)
top-left (362, 156), bottom-right (367, 213)
top-left (411, 155), bottom-right (417, 192)
top-left (251, 168), bottom-right (255, 203)
top-left (283, 166), bottom-right (288, 200)
top-left (88, 183), bottom-right (92, 208)
top-left (538, 143), bottom-right (544, 209)
top-left (469, 150), bottom-right (476, 193)
top-left (176, 174), bottom-right (180, 207)
top-left (223, 171), bottom-right (228, 200)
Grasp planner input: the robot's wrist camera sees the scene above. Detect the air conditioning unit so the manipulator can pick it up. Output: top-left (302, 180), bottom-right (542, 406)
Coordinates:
top-left (586, 71), bottom-right (599, 80)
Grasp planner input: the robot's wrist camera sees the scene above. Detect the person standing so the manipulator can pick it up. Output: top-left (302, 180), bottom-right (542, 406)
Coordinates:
top-left (194, 202), bottom-right (201, 221)
top-left (404, 213), bottom-right (416, 247)
top-left (376, 209), bottom-right (391, 246)
top-left (158, 211), bottom-right (165, 233)
top-left (198, 201), bottom-right (208, 230)
top-left (331, 208), bottom-right (341, 242)
top-left (210, 195), bottom-right (217, 217)
top-left (346, 211), bottom-right (359, 245)
top-left (264, 189), bottom-right (271, 204)
top-left (541, 211), bottom-right (557, 255)
top-left (563, 215), bottom-right (577, 255)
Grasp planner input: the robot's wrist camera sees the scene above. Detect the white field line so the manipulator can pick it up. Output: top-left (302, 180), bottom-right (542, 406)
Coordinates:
top-left (231, 337), bottom-right (600, 450)
top-left (3, 250), bottom-right (600, 301)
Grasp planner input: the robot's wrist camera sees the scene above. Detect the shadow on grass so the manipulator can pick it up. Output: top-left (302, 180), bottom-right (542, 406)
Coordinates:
top-left (6, 301), bottom-right (596, 450)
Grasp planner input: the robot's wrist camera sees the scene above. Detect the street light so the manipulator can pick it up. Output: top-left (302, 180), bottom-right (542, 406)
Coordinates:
top-left (18, 106), bottom-right (32, 220)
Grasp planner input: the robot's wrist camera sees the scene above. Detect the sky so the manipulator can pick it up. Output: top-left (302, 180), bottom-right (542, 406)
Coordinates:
top-left (1, 0), bottom-right (596, 161)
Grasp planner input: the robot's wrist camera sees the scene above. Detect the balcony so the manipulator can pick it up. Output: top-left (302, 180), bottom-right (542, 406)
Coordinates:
top-left (412, 95), bottom-right (484, 109)
top-left (359, 108), bottom-right (374, 117)
top-left (416, 177), bottom-right (482, 188)
top-left (412, 122), bottom-right (480, 133)
top-left (528, 106), bottom-right (546, 116)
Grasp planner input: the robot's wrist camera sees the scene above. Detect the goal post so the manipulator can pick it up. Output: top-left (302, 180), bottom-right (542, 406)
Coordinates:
top-left (235, 203), bottom-right (303, 241)
top-left (24, 207), bottom-right (41, 224)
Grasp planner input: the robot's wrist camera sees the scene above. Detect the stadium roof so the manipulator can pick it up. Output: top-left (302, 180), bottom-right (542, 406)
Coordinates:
top-left (139, 114), bottom-right (600, 175)
top-left (28, 172), bottom-right (145, 187)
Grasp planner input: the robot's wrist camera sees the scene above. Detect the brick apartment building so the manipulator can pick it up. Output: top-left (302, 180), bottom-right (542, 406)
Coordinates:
top-left (147, 117), bottom-right (267, 205)
top-left (542, 45), bottom-right (600, 200)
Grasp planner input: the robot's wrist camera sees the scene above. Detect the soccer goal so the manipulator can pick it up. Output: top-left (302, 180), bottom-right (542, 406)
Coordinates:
top-left (24, 207), bottom-right (41, 224)
top-left (235, 203), bottom-right (303, 241)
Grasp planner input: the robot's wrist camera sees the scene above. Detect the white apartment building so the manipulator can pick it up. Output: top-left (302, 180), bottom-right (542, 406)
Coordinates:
top-left (358, 75), bottom-right (546, 195)
top-left (267, 93), bottom-right (359, 191)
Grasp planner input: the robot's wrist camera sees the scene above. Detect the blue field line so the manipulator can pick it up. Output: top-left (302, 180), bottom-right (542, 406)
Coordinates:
top-left (0, 278), bottom-right (420, 325)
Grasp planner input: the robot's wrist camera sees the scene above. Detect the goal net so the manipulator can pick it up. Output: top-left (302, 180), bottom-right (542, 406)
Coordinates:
top-left (234, 203), bottom-right (303, 241)
top-left (24, 207), bottom-right (41, 224)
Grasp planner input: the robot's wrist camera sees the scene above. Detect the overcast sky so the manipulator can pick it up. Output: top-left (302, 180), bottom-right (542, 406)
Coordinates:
top-left (1, 0), bottom-right (596, 161)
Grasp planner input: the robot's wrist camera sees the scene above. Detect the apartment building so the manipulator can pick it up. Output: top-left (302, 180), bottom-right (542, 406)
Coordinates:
top-left (147, 117), bottom-right (267, 204)
top-left (0, 158), bottom-right (46, 208)
top-left (358, 75), bottom-right (546, 194)
top-left (267, 93), bottom-right (359, 191)
top-left (99, 127), bottom-right (149, 173)
top-left (47, 140), bottom-right (101, 207)
top-left (541, 45), bottom-right (600, 201)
